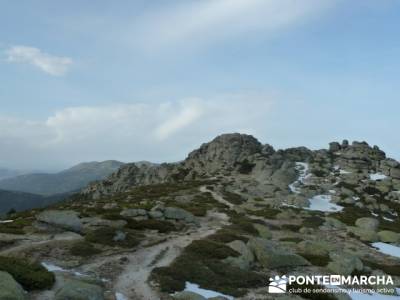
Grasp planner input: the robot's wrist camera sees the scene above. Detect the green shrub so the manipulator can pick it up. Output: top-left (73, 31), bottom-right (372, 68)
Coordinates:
top-left (235, 159), bottom-right (256, 174)
top-left (185, 239), bottom-right (240, 260)
top-left (208, 229), bottom-right (249, 244)
top-left (0, 256), bottom-right (55, 290)
top-left (0, 218), bottom-right (32, 234)
top-left (222, 191), bottom-right (246, 205)
top-left (70, 241), bottom-right (101, 257)
top-left (279, 237), bottom-right (303, 243)
top-left (298, 253), bottom-right (330, 267)
top-left (249, 207), bottom-right (281, 219)
top-left (362, 260), bottom-right (400, 276)
top-left (85, 227), bottom-right (140, 248)
top-left (151, 239), bottom-right (264, 296)
top-left (281, 224), bottom-right (302, 231)
top-left (302, 216), bottom-right (325, 228)
top-left (227, 212), bottom-right (258, 235)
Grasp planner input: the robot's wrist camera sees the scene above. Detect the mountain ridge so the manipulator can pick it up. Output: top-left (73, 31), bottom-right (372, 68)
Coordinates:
top-left (0, 160), bottom-right (124, 196)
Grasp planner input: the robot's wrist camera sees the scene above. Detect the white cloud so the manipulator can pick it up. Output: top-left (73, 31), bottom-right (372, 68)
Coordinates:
top-left (0, 94), bottom-right (273, 169)
top-left (154, 99), bottom-right (204, 140)
top-left (6, 46), bottom-right (73, 76)
top-left (133, 0), bottom-right (335, 49)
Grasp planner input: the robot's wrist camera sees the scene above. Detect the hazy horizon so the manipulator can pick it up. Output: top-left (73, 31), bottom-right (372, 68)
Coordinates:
top-left (1, 0), bottom-right (399, 170)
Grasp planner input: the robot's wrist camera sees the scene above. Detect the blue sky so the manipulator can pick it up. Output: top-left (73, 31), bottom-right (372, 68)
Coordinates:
top-left (1, 0), bottom-right (399, 170)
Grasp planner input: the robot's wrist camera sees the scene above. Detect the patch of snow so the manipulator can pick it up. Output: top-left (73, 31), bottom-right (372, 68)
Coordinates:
top-left (289, 162), bottom-right (310, 194)
top-left (0, 220), bottom-right (14, 224)
top-left (305, 195), bottom-right (343, 212)
top-left (370, 173), bottom-right (388, 181)
top-left (184, 282), bottom-right (234, 300)
top-left (329, 190), bottom-right (336, 194)
top-left (41, 262), bottom-right (65, 272)
top-left (353, 196), bottom-right (360, 201)
top-left (371, 242), bottom-right (400, 258)
top-left (41, 262), bottom-right (87, 277)
top-left (115, 292), bottom-right (128, 300)
top-left (383, 216), bottom-right (394, 222)
top-left (340, 169), bottom-right (352, 174)
top-left (371, 212), bottom-right (379, 217)
top-left (281, 203), bottom-right (299, 208)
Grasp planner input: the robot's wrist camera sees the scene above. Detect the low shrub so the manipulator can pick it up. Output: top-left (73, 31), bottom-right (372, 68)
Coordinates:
top-left (151, 238), bottom-right (264, 296)
top-left (0, 256), bottom-right (55, 290)
top-left (126, 219), bottom-right (176, 233)
top-left (298, 253), bottom-right (330, 267)
top-left (0, 218), bottom-right (32, 234)
top-left (70, 241), bottom-right (101, 257)
top-left (249, 207), bottom-right (281, 219)
top-left (85, 227), bottom-right (140, 248)
top-left (281, 224), bottom-right (302, 231)
top-left (302, 216), bottom-right (325, 228)
top-left (279, 237), bottom-right (303, 243)
top-left (362, 260), bottom-right (400, 276)
top-left (208, 229), bottom-right (249, 244)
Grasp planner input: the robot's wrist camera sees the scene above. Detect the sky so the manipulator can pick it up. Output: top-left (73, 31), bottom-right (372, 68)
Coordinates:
top-left (1, 0), bottom-right (400, 171)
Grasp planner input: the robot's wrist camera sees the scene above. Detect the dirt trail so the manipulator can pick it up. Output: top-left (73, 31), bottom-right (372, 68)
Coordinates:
top-left (199, 186), bottom-right (234, 209)
top-left (113, 224), bottom-right (217, 300)
top-left (89, 186), bottom-right (230, 299)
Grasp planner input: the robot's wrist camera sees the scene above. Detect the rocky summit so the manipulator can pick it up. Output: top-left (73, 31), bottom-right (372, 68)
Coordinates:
top-left (0, 133), bottom-right (399, 300)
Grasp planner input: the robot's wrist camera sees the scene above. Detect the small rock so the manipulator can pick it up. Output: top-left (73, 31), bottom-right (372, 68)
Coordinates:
top-left (355, 217), bottom-right (379, 231)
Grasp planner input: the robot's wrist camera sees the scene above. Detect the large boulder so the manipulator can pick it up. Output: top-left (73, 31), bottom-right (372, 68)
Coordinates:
top-left (347, 226), bottom-right (379, 242)
top-left (355, 217), bottom-right (379, 231)
top-left (36, 210), bottom-right (82, 232)
top-left (0, 271), bottom-right (25, 300)
top-left (223, 240), bottom-right (255, 270)
top-left (55, 279), bottom-right (103, 300)
top-left (378, 231), bottom-right (400, 243)
top-left (81, 217), bottom-right (126, 231)
top-left (248, 238), bottom-right (309, 269)
top-left (324, 217), bottom-right (346, 230)
top-left (253, 224), bottom-right (272, 239)
top-left (327, 252), bottom-right (363, 275)
top-left (297, 240), bottom-right (334, 256)
top-left (120, 209), bottom-right (147, 218)
top-left (164, 207), bottom-right (196, 224)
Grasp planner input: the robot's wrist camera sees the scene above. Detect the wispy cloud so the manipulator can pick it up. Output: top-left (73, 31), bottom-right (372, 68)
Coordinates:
top-left (6, 46), bottom-right (73, 76)
top-left (0, 94), bottom-right (273, 169)
top-left (133, 0), bottom-right (335, 49)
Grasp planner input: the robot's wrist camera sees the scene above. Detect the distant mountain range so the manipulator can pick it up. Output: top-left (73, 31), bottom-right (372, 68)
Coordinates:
top-left (0, 168), bottom-right (25, 180)
top-left (0, 160), bottom-right (124, 196)
top-left (0, 189), bottom-right (71, 214)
